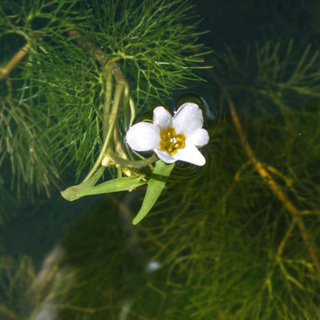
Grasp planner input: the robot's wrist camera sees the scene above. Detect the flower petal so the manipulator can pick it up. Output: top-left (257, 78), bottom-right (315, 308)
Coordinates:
top-left (187, 128), bottom-right (209, 148)
top-left (172, 141), bottom-right (206, 166)
top-left (126, 122), bottom-right (160, 151)
top-left (153, 106), bottom-right (172, 131)
top-left (154, 149), bottom-right (176, 164)
top-left (172, 102), bottom-right (203, 136)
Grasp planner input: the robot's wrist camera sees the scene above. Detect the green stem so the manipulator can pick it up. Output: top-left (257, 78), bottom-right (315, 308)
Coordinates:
top-left (103, 68), bottom-right (113, 140)
top-left (123, 84), bottom-right (130, 130)
top-left (128, 97), bottom-right (136, 128)
top-left (82, 82), bottom-right (126, 182)
top-left (108, 150), bottom-right (158, 168)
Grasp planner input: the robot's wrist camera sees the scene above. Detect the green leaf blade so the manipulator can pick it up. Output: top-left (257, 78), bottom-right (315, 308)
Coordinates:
top-left (61, 167), bottom-right (105, 201)
top-left (61, 168), bottom-right (146, 202)
top-left (132, 160), bottom-right (175, 225)
top-left (75, 175), bottom-right (146, 199)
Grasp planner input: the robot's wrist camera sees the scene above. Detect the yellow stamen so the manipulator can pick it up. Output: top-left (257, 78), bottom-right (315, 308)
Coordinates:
top-left (160, 128), bottom-right (186, 155)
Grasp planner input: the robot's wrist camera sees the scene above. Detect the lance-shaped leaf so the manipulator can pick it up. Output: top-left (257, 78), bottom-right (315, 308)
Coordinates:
top-left (75, 174), bottom-right (146, 199)
top-left (61, 167), bottom-right (105, 201)
top-left (61, 166), bottom-right (147, 201)
top-left (132, 160), bottom-right (175, 225)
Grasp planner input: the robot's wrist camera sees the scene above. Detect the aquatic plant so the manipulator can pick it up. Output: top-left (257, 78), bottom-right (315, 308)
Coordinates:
top-left (0, 0), bottom-right (209, 209)
top-left (0, 0), bottom-right (320, 319)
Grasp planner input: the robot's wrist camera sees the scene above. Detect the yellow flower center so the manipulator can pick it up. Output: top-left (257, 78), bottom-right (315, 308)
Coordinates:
top-left (160, 128), bottom-right (186, 155)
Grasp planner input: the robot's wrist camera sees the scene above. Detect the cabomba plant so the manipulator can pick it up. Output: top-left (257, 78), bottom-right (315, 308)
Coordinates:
top-left (0, 0), bottom-right (211, 222)
top-left (1, 0), bottom-right (320, 319)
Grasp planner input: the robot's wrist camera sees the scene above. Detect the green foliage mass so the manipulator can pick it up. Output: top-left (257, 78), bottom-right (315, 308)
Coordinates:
top-left (0, 0), bottom-right (209, 198)
top-left (1, 38), bottom-right (320, 319)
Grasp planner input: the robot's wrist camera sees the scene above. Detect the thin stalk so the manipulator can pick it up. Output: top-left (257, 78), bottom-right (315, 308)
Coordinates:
top-left (0, 44), bottom-right (30, 81)
top-left (114, 83), bottom-right (130, 157)
top-left (108, 149), bottom-right (158, 168)
top-left (278, 220), bottom-right (296, 257)
top-left (129, 98), bottom-right (136, 128)
top-left (82, 82), bottom-right (126, 182)
top-left (69, 29), bottom-right (134, 181)
top-left (103, 67), bottom-right (113, 140)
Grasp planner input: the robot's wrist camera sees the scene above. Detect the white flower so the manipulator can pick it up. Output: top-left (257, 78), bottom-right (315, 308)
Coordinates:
top-left (125, 103), bottom-right (209, 166)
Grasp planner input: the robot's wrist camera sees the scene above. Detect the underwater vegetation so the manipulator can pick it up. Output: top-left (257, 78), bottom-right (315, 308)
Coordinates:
top-left (0, 0), bottom-right (320, 319)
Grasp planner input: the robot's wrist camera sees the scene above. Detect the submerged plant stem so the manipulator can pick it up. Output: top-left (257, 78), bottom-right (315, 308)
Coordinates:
top-left (83, 82), bottom-right (126, 182)
top-left (69, 29), bottom-right (136, 182)
top-left (211, 70), bottom-right (320, 277)
top-left (0, 43), bottom-right (30, 81)
top-left (108, 150), bottom-right (158, 168)
top-left (278, 220), bottom-right (296, 257)
top-left (103, 67), bottom-right (113, 140)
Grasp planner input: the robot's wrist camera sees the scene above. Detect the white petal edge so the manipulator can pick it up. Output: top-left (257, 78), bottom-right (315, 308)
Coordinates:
top-left (153, 106), bottom-right (172, 131)
top-left (187, 128), bottom-right (210, 148)
top-left (154, 149), bottom-right (176, 164)
top-left (126, 122), bottom-right (160, 151)
top-left (172, 141), bottom-right (206, 166)
top-left (172, 102), bottom-right (203, 137)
